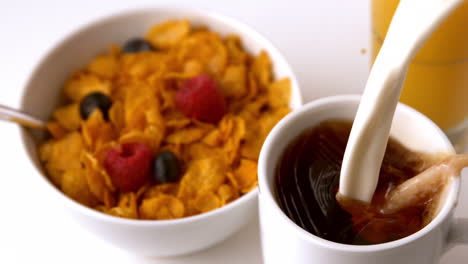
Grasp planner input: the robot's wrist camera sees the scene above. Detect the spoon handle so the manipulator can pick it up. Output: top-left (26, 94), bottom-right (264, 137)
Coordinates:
top-left (0, 104), bottom-right (46, 130)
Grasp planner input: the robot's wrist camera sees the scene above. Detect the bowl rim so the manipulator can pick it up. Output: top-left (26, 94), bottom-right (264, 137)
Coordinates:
top-left (258, 94), bottom-right (459, 252)
top-left (19, 6), bottom-right (303, 226)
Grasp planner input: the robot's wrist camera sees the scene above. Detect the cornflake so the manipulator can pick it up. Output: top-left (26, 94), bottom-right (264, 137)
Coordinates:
top-left (38, 20), bottom-right (291, 220)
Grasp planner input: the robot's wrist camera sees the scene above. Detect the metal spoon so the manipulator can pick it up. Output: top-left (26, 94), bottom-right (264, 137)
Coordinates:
top-left (0, 104), bottom-right (46, 130)
top-left (338, 0), bottom-right (465, 204)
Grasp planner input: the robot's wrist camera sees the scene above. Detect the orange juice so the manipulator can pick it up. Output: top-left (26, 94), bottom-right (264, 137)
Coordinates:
top-left (371, 0), bottom-right (468, 130)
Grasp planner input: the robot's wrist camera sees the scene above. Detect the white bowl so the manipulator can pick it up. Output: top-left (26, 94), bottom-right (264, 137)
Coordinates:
top-left (19, 7), bottom-right (303, 257)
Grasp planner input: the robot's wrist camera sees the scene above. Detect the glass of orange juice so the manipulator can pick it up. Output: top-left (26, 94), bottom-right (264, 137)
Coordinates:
top-left (371, 0), bottom-right (468, 151)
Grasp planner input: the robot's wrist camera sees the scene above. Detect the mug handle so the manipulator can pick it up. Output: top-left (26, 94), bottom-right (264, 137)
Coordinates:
top-left (445, 218), bottom-right (468, 251)
top-left (446, 120), bottom-right (468, 153)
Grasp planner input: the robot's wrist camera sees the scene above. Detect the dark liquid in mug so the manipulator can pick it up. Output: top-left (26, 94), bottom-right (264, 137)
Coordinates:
top-left (275, 120), bottom-right (435, 245)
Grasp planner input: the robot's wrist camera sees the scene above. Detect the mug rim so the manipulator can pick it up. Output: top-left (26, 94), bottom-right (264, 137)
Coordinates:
top-left (258, 94), bottom-right (459, 252)
top-left (18, 6), bottom-right (302, 226)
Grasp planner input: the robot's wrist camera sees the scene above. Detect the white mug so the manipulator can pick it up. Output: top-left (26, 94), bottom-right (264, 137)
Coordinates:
top-left (258, 95), bottom-right (468, 264)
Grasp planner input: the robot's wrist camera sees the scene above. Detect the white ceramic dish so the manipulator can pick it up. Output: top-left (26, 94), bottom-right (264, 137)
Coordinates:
top-left (18, 7), bottom-right (303, 257)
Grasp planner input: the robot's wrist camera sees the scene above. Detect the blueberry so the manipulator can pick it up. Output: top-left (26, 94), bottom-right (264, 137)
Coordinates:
top-left (153, 151), bottom-right (181, 183)
top-left (122, 38), bottom-right (154, 53)
top-left (79, 92), bottom-right (112, 120)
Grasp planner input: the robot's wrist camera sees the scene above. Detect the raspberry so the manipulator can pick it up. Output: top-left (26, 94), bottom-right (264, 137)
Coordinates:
top-left (104, 143), bottom-right (154, 192)
top-left (175, 74), bottom-right (227, 123)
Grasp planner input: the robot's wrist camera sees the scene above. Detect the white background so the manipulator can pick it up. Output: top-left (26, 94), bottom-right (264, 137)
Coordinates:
top-left (0, 0), bottom-right (466, 263)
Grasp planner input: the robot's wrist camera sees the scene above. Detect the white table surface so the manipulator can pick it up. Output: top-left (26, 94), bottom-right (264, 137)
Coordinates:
top-left (0, 0), bottom-right (466, 263)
